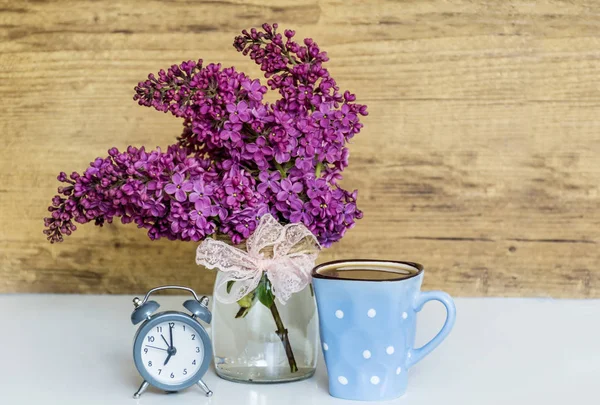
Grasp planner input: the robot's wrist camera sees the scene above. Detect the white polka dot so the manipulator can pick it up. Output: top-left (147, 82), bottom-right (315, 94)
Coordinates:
top-left (335, 310), bottom-right (344, 319)
top-left (370, 376), bottom-right (380, 385)
top-left (363, 350), bottom-right (371, 359)
top-left (338, 376), bottom-right (348, 385)
top-left (367, 308), bottom-right (376, 318)
top-left (396, 367), bottom-right (402, 375)
top-left (407, 352), bottom-right (412, 359)
top-left (402, 312), bottom-right (408, 319)
top-left (386, 346), bottom-right (395, 355)
top-left (323, 343), bottom-right (329, 351)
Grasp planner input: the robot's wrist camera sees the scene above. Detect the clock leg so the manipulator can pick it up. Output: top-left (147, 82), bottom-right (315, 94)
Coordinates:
top-left (133, 380), bottom-right (149, 399)
top-left (196, 379), bottom-right (213, 397)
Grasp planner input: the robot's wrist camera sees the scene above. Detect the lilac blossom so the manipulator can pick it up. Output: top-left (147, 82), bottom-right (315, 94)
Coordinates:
top-left (45, 23), bottom-right (367, 247)
top-left (164, 173), bottom-right (193, 202)
top-left (289, 199), bottom-right (313, 224)
top-left (276, 179), bottom-right (303, 202)
top-left (257, 171), bottom-right (281, 194)
top-left (242, 79), bottom-right (267, 101)
top-left (226, 101), bottom-right (251, 124)
top-left (189, 179), bottom-right (213, 205)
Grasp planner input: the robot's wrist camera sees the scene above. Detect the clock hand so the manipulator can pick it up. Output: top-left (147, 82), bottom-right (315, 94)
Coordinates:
top-left (164, 351), bottom-right (173, 366)
top-left (161, 326), bottom-right (176, 366)
top-left (145, 345), bottom-right (168, 352)
top-left (161, 334), bottom-right (170, 348)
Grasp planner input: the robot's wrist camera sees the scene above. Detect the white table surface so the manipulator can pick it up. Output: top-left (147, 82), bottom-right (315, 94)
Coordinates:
top-left (1, 294), bottom-right (598, 404)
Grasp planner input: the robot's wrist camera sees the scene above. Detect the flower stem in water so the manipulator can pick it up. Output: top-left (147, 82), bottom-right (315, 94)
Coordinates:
top-left (268, 300), bottom-right (298, 373)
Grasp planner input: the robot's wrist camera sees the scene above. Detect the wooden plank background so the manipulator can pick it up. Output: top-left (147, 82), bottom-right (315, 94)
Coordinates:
top-left (1, 0), bottom-right (599, 297)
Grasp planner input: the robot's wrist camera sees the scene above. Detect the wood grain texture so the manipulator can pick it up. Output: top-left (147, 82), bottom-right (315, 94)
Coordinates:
top-left (1, 0), bottom-right (599, 297)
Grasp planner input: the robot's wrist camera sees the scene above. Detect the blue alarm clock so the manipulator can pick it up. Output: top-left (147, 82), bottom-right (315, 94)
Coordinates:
top-left (130, 285), bottom-right (213, 399)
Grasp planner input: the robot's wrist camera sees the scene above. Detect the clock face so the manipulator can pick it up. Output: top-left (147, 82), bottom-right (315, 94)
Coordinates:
top-left (139, 320), bottom-right (205, 385)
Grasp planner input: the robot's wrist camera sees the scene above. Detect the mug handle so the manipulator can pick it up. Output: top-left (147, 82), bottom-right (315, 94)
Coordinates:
top-left (407, 291), bottom-right (456, 368)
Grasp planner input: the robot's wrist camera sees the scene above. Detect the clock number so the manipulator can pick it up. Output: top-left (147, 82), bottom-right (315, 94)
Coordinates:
top-left (195, 347), bottom-right (200, 353)
top-left (143, 348), bottom-right (148, 354)
top-left (148, 361), bottom-right (152, 367)
top-left (192, 360), bottom-right (196, 365)
top-left (183, 368), bottom-right (188, 375)
top-left (147, 336), bottom-right (155, 343)
top-left (156, 326), bottom-right (162, 333)
top-left (158, 369), bottom-right (162, 375)
top-left (182, 325), bottom-right (186, 331)
top-left (170, 372), bottom-right (175, 379)
top-left (169, 322), bottom-right (175, 328)
top-left (191, 334), bottom-right (196, 340)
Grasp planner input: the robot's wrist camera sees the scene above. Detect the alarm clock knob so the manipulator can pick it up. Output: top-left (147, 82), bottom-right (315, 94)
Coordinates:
top-left (183, 297), bottom-right (212, 324)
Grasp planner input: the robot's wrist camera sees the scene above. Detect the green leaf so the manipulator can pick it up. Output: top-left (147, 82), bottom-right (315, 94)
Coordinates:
top-left (235, 290), bottom-right (257, 318)
top-left (226, 280), bottom-right (235, 294)
top-left (256, 277), bottom-right (275, 308)
top-left (237, 291), bottom-right (255, 308)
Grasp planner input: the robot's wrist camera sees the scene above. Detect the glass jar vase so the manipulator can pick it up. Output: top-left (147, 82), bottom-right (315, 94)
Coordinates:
top-left (211, 271), bottom-right (319, 383)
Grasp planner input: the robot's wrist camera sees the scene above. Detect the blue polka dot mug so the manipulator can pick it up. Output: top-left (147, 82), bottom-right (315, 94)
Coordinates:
top-left (312, 260), bottom-right (456, 401)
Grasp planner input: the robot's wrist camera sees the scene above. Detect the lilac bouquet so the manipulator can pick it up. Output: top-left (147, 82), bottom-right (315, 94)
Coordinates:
top-left (44, 23), bottom-right (367, 378)
top-left (44, 23), bottom-right (366, 248)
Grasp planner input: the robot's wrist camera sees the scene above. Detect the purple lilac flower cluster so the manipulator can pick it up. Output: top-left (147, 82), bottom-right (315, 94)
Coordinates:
top-left (44, 24), bottom-right (366, 247)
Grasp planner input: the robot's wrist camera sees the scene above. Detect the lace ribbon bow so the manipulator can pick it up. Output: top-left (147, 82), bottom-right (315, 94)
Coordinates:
top-left (196, 214), bottom-right (321, 305)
